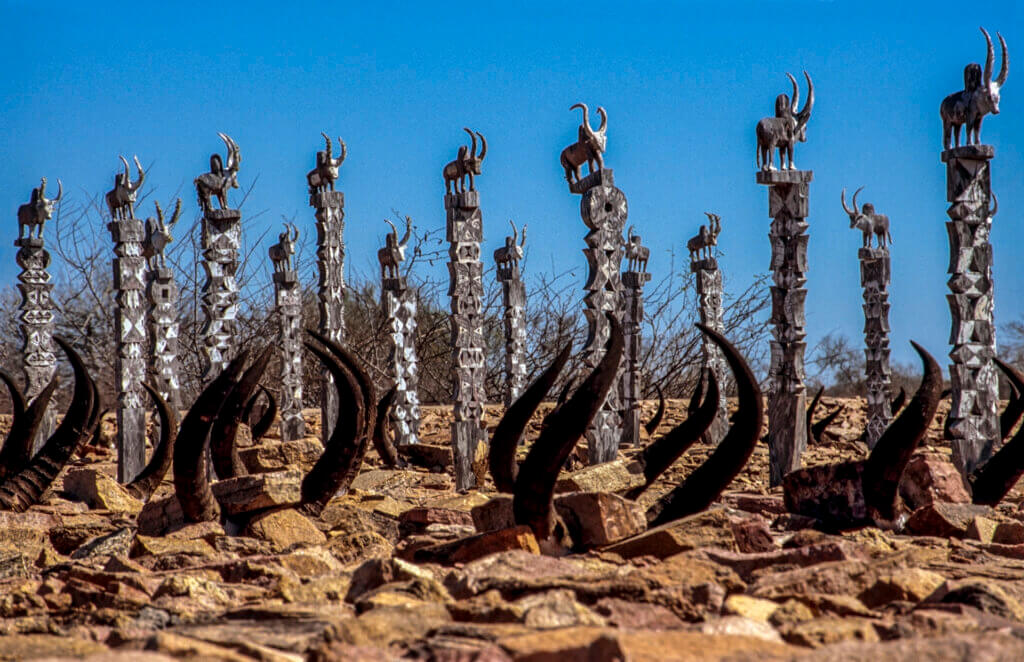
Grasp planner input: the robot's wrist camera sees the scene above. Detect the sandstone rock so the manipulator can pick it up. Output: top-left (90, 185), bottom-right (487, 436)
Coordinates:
top-left (781, 616), bottom-right (881, 648)
top-left (472, 496), bottom-right (515, 533)
top-left (515, 589), bottom-right (605, 629)
top-left (724, 594), bottom-right (780, 622)
top-left (496, 626), bottom-right (623, 662)
top-left (131, 535), bottom-right (216, 558)
top-left (400, 506), bottom-right (474, 531)
top-left (214, 470), bottom-right (302, 515)
top-left (703, 542), bottom-right (859, 582)
top-left (70, 526), bottom-right (134, 560)
top-left (697, 615), bottom-right (785, 642)
top-left (554, 492), bottom-right (646, 547)
top-left (63, 468), bottom-right (142, 514)
top-left (858, 568), bottom-right (945, 608)
top-left (346, 557), bottom-right (442, 604)
top-left (935, 579), bottom-right (1024, 621)
top-left (445, 550), bottom-right (628, 601)
top-left (554, 458), bottom-right (644, 494)
top-left (239, 438), bottom-right (322, 473)
top-left (398, 442), bottom-right (452, 469)
top-left (790, 633), bottom-right (1024, 660)
top-left (898, 452), bottom-right (971, 510)
top-left (730, 516), bottom-right (776, 553)
top-left (905, 503), bottom-right (994, 538)
top-left (146, 632), bottom-right (253, 661)
top-left (414, 526), bottom-right (539, 565)
top-left (602, 508), bottom-right (738, 559)
top-left (593, 597), bottom-right (687, 630)
top-left (769, 599), bottom-right (816, 626)
top-left (0, 634), bottom-right (108, 659)
top-left (243, 509), bottom-right (326, 550)
top-left (726, 492), bottom-right (788, 517)
top-left (993, 521), bottom-right (1024, 545)
top-left (965, 516), bottom-right (998, 543)
top-left (0, 512), bottom-right (58, 563)
top-left (328, 602), bottom-right (452, 648)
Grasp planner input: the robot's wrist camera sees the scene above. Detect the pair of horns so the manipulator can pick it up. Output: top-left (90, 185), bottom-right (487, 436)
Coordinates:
top-left (0, 372), bottom-right (58, 483)
top-left (785, 71), bottom-right (814, 127)
top-left (981, 27), bottom-right (1009, 89)
top-left (970, 359), bottom-right (1024, 506)
top-left (462, 127), bottom-right (487, 160)
top-left (570, 103), bottom-right (608, 134)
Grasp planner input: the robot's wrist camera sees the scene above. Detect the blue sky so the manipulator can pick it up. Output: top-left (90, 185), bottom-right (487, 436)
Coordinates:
top-left (1, 1), bottom-right (1021, 369)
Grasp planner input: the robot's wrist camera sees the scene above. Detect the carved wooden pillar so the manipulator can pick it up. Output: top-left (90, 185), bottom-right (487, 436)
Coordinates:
top-left (944, 144), bottom-right (999, 475)
top-left (858, 247), bottom-right (892, 447)
top-left (691, 256), bottom-right (729, 445)
top-left (621, 269), bottom-right (650, 447)
top-left (496, 249), bottom-right (527, 407)
top-left (758, 169), bottom-right (811, 486)
top-left (147, 266), bottom-right (182, 411)
top-left (383, 276), bottom-right (421, 446)
top-left (446, 189), bottom-right (487, 490)
top-left (199, 209), bottom-right (241, 381)
top-left (108, 214), bottom-right (148, 482)
top-left (310, 190), bottom-right (345, 445)
top-left (274, 269), bottom-right (305, 441)
top-left (14, 236), bottom-right (55, 451)
top-left (574, 169), bottom-right (627, 464)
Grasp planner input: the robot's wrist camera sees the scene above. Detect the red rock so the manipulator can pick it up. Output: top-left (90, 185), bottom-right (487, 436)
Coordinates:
top-left (471, 496), bottom-right (515, 533)
top-left (725, 492), bottom-right (788, 517)
top-left (400, 507), bottom-right (474, 528)
top-left (730, 516), bottom-right (776, 553)
top-left (905, 503), bottom-right (995, 538)
top-left (602, 508), bottom-right (738, 559)
top-left (993, 521), bottom-right (1024, 545)
top-left (554, 492), bottom-right (646, 547)
top-left (413, 526), bottom-right (539, 565)
top-left (702, 542), bottom-right (860, 582)
top-left (593, 597), bottom-right (686, 630)
top-left (898, 453), bottom-right (971, 510)
top-left (782, 460), bottom-right (870, 529)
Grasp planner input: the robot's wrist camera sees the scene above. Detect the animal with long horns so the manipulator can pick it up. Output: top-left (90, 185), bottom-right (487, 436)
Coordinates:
top-left (624, 226), bottom-right (650, 273)
top-left (687, 212), bottom-right (721, 261)
top-left (105, 156), bottom-right (145, 220)
top-left (560, 103), bottom-right (608, 185)
top-left (841, 187), bottom-right (892, 250)
top-left (442, 128), bottom-right (487, 194)
top-left (307, 132), bottom-right (347, 194)
top-left (194, 133), bottom-right (242, 212)
top-left (941, 28), bottom-right (1009, 149)
top-left (269, 223), bottom-right (299, 274)
top-left (378, 216), bottom-right (412, 280)
top-left (17, 177), bottom-right (62, 240)
top-left (756, 72), bottom-right (814, 171)
top-left (143, 199), bottom-right (181, 269)
top-left (494, 219), bottom-right (527, 275)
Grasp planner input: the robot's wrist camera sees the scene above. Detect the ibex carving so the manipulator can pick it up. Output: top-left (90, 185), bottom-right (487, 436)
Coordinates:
top-left (105, 156), bottom-right (145, 220)
top-left (841, 188), bottom-right (892, 250)
top-left (755, 72), bottom-right (814, 171)
top-left (378, 216), bottom-right (412, 279)
top-left (194, 133), bottom-right (241, 212)
top-left (624, 225), bottom-right (649, 273)
top-left (494, 220), bottom-right (527, 272)
top-left (269, 223), bottom-right (299, 273)
top-left (443, 128), bottom-right (487, 194)
top-left (143, 199), bottom-right (182, 269)
top-left (307, 132), bottom-right (346, 194)
top-left (17, 177), bottom-right (62, 240)
top-left (560, 103), bottom-right (607, 184)
top-left (687, 213), bottom-right (722, 261)
top-left (941, 28), bottom-right (1009, 149)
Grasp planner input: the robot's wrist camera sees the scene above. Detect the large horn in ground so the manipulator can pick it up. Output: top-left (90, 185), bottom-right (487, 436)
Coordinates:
top-left (490, 343), bottom-right (572, 493)
top-left (999, 371), bottom-right (1024, 441)
top-left (0, 378), bottom-right (59, 482)
top-left (372, 385), bottom-right (401, 468)
top-left (970, 359), bottom-right (1024, 506)
top-left (625, 371), bottom-right (720, 501)
top-left (861, 341), bottom-right (942, 521)
top-left (210, 346), bottom-right (273, 479)
top-left (806, 386), bottom-right (823, 442)
top-left (644, 383), bottom-right (666, 437)
top-left (513, 314), bottom-right (623, 541)
top-left (647, 324), bottom-right (763, 526)
top-left (890, 386), bottom-right (907, 416)
top-left (0, 371), bottom-right (29, 482)
top-left (247, 386), bottom-right (277, 444)
top-left (811, 406), bottom-right (843, 444)
top-left (126, 383), bottom-right (179, 501)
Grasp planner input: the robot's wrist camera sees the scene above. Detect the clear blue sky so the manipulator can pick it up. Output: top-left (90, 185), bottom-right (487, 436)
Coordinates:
top-left (1, 1), bottom-right (1021, 369)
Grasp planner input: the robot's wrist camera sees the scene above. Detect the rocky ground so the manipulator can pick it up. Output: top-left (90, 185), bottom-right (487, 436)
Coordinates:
top-left (2, 396), bottom-right (1024, 661)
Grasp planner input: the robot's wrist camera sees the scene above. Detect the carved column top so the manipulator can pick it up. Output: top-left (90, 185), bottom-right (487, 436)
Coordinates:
top-left (941, 144), bottom-right (995, 162)
top-left (622, 271), bottom-right (651, 288)
top-left (690, 257), bottom-right (719, 272)
top-left (756, 170), bottom-right (813, 185)
top-left (14, 237), bottom-right (45, 249)
top-left (571, 168), bottom-right (615, 195)
top-left (310, 190), bottom-right (345, 208)
top-left (273, 270), bottom-right (299, 286)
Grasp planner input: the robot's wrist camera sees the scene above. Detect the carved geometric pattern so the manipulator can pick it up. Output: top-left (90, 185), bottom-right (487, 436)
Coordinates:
top-left (311, 191), bottom-right (346, 444)
top-left (857, 247), bottom-right (892, 447)
top-left (691, 257), bottom-right (729, 446)
top-left (14, 237), bottom-right (56, 452)
top-left (199, 209), bottom-right (241, 382)
top-left (497, 273), bottom-right (527, 407)
top-left (383, 279), bottom-right (421, 446)
top-left (147, 266), bottom-right (182, 411)
top-left (274, 270), bottom-right (305, 441)
top-left (621, 270), bottom-right (651, 447)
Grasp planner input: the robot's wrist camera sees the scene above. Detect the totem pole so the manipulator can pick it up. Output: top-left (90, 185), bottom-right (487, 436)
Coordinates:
top-left (494, 220), bottom-right (527, 407)
top-left (842, 188), bottom-right (893, 447)
top-left (444, 128), bottom-right (488, 490)
top-left (143, 198), bottom-right (183, 411)
top-left (379, 217), bottom-right (420, 446)
top-left (561, 102), bottom-right (626, 464)
top-left (622, 226), bottom-right (651, 446)
top-left (307, 133), bottom-right (347, 444)
top-left (14, 177), bottom-right (61, 451)
top-left (688, 213), bottom-right (729, 445)
top-left (940, 28), bottom-right (1008, 475)
top-left (269, 223), bottom-right (304, 441)
top-left (194, 133), bottom-right (242, 381)
top-left (755, 72), bottom-right (814, 486)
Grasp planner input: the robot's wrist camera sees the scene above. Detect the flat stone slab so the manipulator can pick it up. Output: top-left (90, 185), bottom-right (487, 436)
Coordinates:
top-left (942, 144), bottom-right (995, 162)
top-left (755, 169), bottom-right (813, 185)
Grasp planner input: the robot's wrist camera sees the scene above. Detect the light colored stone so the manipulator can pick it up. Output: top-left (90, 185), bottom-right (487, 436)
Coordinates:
top-left (63, 468), bottom-right (142, 514)
top-left (214, 470), bottom-right (302, 515)
top-left (554, 491), bottom-right (646, 547)
top-left (858, 568), bottom-right (946, 608)
top-left (243, 508), bottom-right (326, 550)
top-left (602, 508), bottom-right (737, 559)
top-left (554, 458), bottom-right (644, 494)
top-left (724, 595), bottom-right (780, 622)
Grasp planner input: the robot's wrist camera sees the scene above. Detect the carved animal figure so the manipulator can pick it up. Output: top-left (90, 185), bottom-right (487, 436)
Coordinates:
top-left (105, 156), bottom-right (145, 220)
top-left (194, 133), bottom-right (241, 212)
top-left (442, 128), bottom-right (487, 194)
top-left (624, 225), bottom-right (650, 272)
top-left (756, 72), bottom-right (814, 171)
top-left (143, 199), bottom-right (181, 269)
top-left (841, 187), bottom-right (892, 249)
top-left (17, 177), bottom-right (62, 240)
top-left (307, 132), bottom-right (346, 193)
top-left (560, 103), bottom-right (608, 184)
top-left (687, 213), bottom-right (722, 260)
top-left (268, 223), bottom-right (299, 273)
top-left (941, 28), bottom-right (1009, 149)
top-left (378, 216), bottom-right (412, 279)
top-left (494, 220), bottom-right (527, 271)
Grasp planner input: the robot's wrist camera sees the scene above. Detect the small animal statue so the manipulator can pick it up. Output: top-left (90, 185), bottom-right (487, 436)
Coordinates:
top-left (17, 177), bottom-right (62, 240)
top-left (378, 216), bottom-right (412, 279)
top-left (194, 133), bottom-right (242, 212)
top-left (941, 28), bottom-right (1009, 149)
top-left (624, 225), bottom-right (650, 273)
top-left (841, 187), bottom-right (892, 250)
top-left (687, 212), bottom-right (722, 261)
top-left (307, 132), bottom-right (347, 194)
top-left (143, 198), bottom-right (182, 269)
top-left (442, 128), bottom-right (487, 194)
top-left (268, 223), bottom-right (299, 274)
top-left (755, 72), bottom-right (814, 171)
top-left (494, 220), bottom-right (527, 273)
top-left (560, 103), bottom-right (608, 184)
top-left (105, 155), bottom-right (145, 220)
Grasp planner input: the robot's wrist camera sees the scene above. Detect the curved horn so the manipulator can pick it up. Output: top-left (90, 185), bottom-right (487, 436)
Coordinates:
top-left (520, 223), bottom-right (527, 247)
top-left (384, 219), bottom-right (398, 240)
top-left (336, 138), bottom-right (347, 165)
top-left (119, 155), bottom-right (131, 182)
top-left (644, 382), bottom-right (666, 437)
top-left (786, 72), bottom-right (799, 115)
top-left (37, 177), bottom-right (46, 199)
top-left (1000, 366), bottom-right (1024, 440)
top-left (840, 188), bottom-right (856, 216)
top-left (983, 27), bottom-right (995, 86)
top-left (996, 32), bottom-right (1009, 87)
top-left (126, 383), bottom-right (179, 501)
top-left (0, 377), bottom-right (58, 483)
top-left (490, 343), bottom-right (572, 493)
top-left (464, 127), bottom-right (477, 159)
top-left (555, 375), bottom-right (574, 407)
top-left (513, 314), bottom-right (623, 541)
top-left (476, 131), bottom-right (487, 161)
top-left (595, 106), bottom-right (607, 134)
top-left (862, 341), bottom-right (942, 521)
top-left (0, 338), bottom-right (94, 512)
top-left (796, 71), bottom-right (814, 126)
top-left (210, 346), bottom-right (273, 480)
top-left (173, 351), bottom-right (250, 523)
top-left (291, 222), bottom-right (300, 242)
top-left (627, 225), bottom-right (636, 241)
top-left (570, 103), bottom-right (590, 130)
top-left (890, 386), bottom-right (907, 416)
top-left (811, 406), bottom-right (843, 444)
top-left (52, 179), bottom-right (62, 203)
top-left (989, 192), bottom-right (998, 218)
top-left (687, 369), bottom-right (706, 417)
top-left (399, 216), bottom-right (412, 247)
top-left (249, 385), bottom-right (277, 444)
top-left (627, 372), bottom-right (719, 501)
top-left (321, 131), bottom-right (332, 158)
top-left (0, 370), bottom-right (28, 482)
top-left (647, 324), bottom-right (764, 527)
top-left (372, 385), bottom-right (401, 469)
top-left (131, 156), bottom-right (145, 190)
top-left (806, 386), bottom-right (824, 443)
top-left (971, 359), bottom-right (1024, 505)
top-left (509, 219), bottom-right (518, 245)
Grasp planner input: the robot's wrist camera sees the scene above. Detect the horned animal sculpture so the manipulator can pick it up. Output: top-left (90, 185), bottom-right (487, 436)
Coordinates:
top-left (941, 28), bottom-right (1009, 149)
top-left (307, 132), bottom-right (347, 193)
top-left (143, 199), bottom-right (181, 269)
top-left (842, 187), bottom-right (892, 249)
top-left (378, 216), bottom-right (412, 279)
top-left (756, 72), bottom-right (814, 171)
top-left (687, 213), bottom-right (721, 261)
top-left (494, 220), bottom-right (527, 272)
top-left (560, 103), bottom-right (608, 185)
top-left (105, 156), bottom-right (145, 219)
top-left (443, 128), bottom-right (487, 194)
top-left (17, 177), bottom-right (62, 240)
top-left (194, 133), bottom-right (241, 211)
top-left (624, 226), bottom-right (650, 272)
top-left (269, 223), bottom-right (299, 274)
